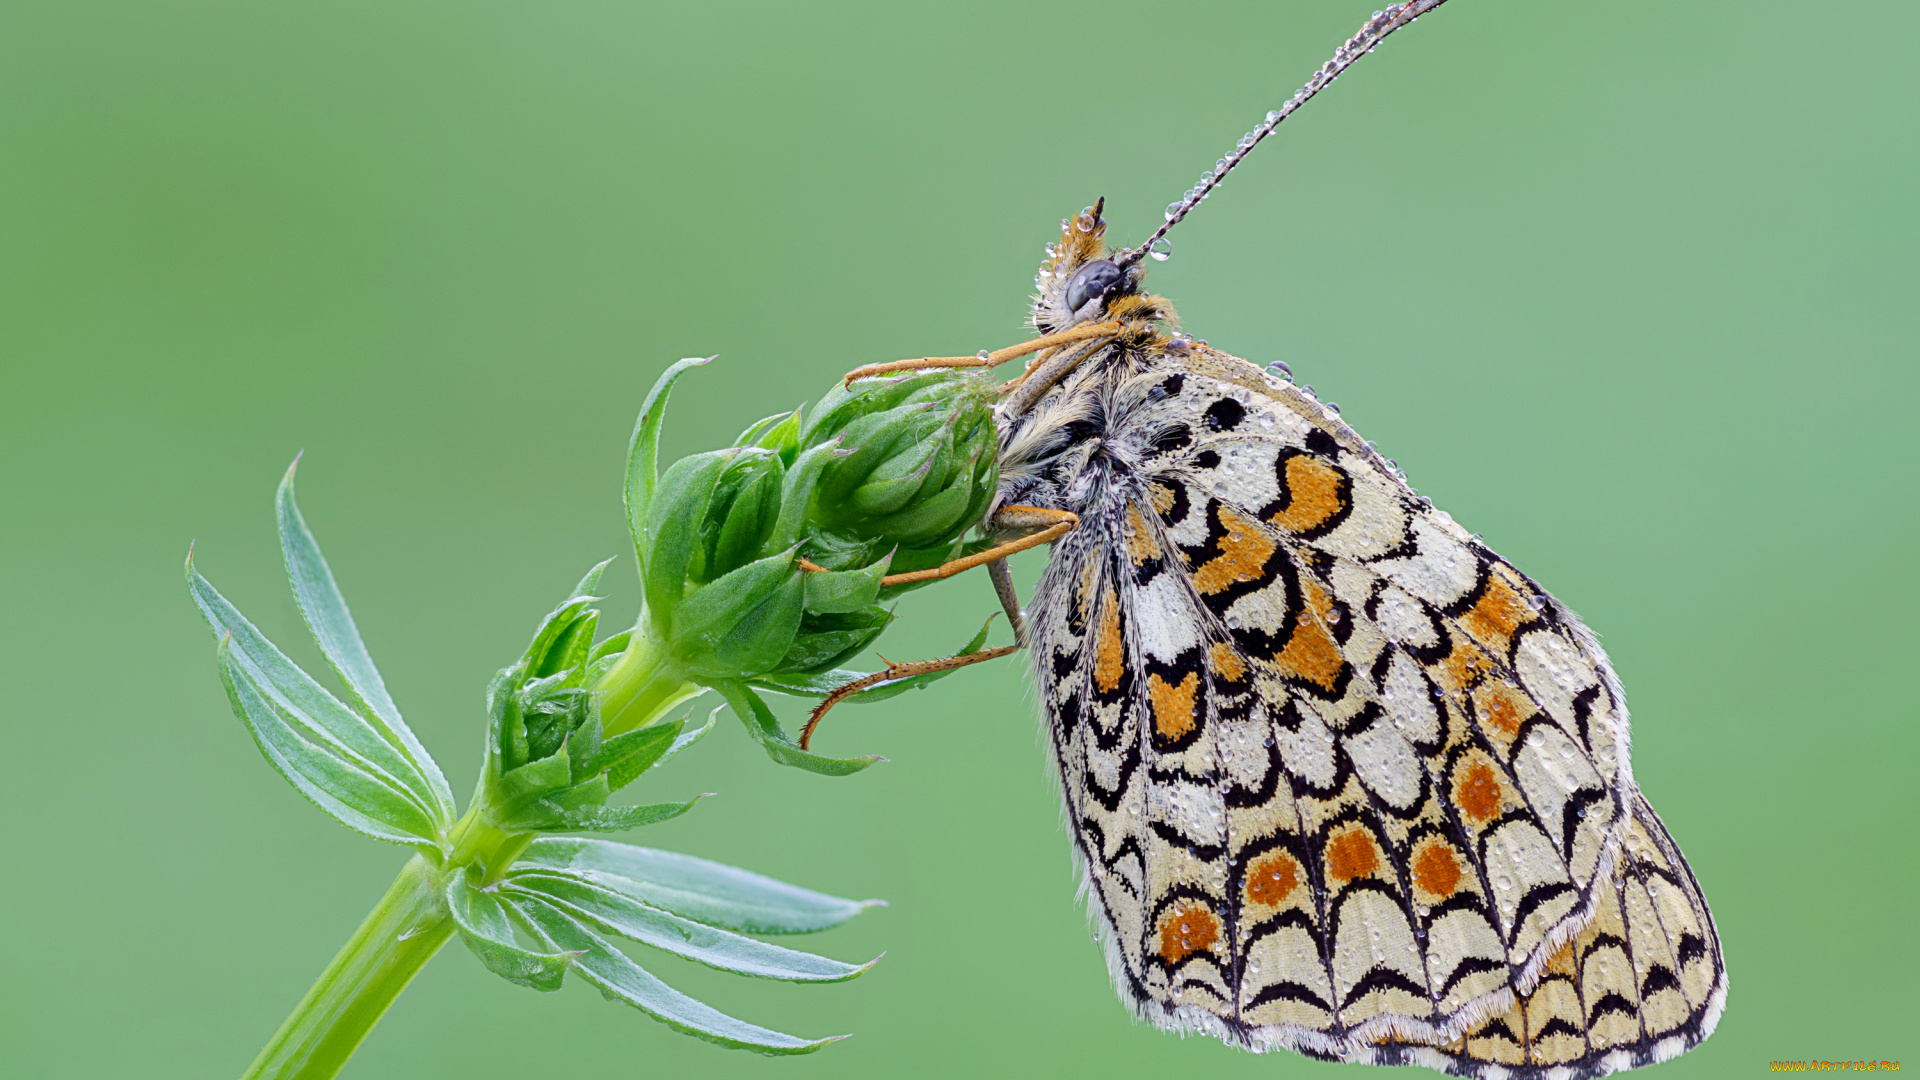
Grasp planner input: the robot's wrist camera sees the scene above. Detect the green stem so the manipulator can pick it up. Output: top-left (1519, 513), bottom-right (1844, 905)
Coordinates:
top-left (597, 622), bottom-right (701, 737)
top-left (240, 854), bottom-right (453, 1080)
top-left (244, 633), bottom-right (698, 1079)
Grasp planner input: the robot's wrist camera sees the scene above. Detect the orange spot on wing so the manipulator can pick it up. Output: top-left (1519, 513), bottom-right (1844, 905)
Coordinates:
top-left (1461, 572), bottom-right (1535, 651)
top-left (1413, 840), bottom-right (1463, 898)
top-left (1094, 586), bottom-right (1125, 693)
top-left (1190, 505), bottom-right (1275, 596)
top-left (1454, 760), bottom-right (1504, 823)
top-left (1147, 481), bottom-right (1177, 515)
top-left (1245, 851), bottom-right (1300, 907)
top-left (1147, 670), bottom-right (1199, 739)
top-left (1326, 827), bottom-right (1381, 885)
top-left (1075, 561), bottom-right (1099, 625)
top-left (1473, 680), bottom-right (1533, 741)
top-left (1124, 502), bottom-right (1162, 564)
top-left (1269, 455), bottom-right (1346, 533)
top-left (1439, 638), bottom-right (1493, 692)
top-left (1544, 939), bottom-right (1579, 978)
top-left (1207, 642), bottom-right (1246, 682)
top-left (1157, 902), bottom-right (1220, 965)
top-left (1274, 582), bottom-right (1343, 691)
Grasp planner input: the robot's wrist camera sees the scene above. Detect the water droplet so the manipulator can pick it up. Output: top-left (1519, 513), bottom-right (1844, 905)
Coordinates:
top-left (1266, 109), bottom-right (1282, 123)
top-left (1148, 238), bottom-right (1173, 262)
top-left (1326, 401), bottom-right (1341, 414)
top-left (1496, 874), bottom-right (1513, 891)
top-left (1265, 360), bottom-right (1292, 381)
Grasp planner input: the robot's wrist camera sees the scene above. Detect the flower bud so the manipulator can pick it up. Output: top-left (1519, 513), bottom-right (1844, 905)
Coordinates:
top-left (794, 372), bottom-right (999, 571)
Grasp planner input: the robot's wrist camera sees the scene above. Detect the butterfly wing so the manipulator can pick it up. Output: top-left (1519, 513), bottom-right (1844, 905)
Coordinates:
top-left (1025, 345), bottom-right (1725, 1075)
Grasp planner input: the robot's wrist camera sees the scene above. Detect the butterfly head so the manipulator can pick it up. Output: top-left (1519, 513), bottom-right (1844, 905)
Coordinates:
top-left (1032, 198), bottom-right (1173, 335)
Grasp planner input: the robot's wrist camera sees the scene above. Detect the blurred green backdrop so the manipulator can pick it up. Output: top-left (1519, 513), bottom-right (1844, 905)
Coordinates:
top-left (2, 0), bottom-right (1913, 1076)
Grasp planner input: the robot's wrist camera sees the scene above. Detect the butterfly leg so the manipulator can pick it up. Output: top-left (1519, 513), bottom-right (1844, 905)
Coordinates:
top-left (988, 557), bottom-right (1028, 648)
top-left (798, 639), bottom-right (1021, 750)
top-left (840, 321), bottom-right (1122, 385)
top-left (874, 506), bottom-right (1078, 588)
top-left (995, 332), bottom-right (1116, 418)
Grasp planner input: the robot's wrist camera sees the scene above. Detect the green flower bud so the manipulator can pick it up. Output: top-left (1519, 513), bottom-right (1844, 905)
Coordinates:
top-left (793, 372), bottom-right (999, 569)
top-left (607, 361), bottom-right (1007, 781)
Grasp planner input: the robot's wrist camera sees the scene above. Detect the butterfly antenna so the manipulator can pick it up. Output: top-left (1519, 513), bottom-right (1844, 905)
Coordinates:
top-left (1117, 0), bottom-right (1455, 268)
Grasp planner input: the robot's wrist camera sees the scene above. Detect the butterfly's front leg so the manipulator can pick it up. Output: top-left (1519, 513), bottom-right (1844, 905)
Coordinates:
top-left (869, 505), bottom-right (1077, 590)
top-left (838, 322), bottom-right (1121, 385)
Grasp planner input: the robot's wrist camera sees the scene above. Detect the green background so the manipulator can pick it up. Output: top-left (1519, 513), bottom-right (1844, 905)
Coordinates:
top-left (2, 0), bottom-right (1913, 1075)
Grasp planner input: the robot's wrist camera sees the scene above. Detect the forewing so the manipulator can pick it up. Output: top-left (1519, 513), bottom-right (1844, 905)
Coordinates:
top-left (1031, 346), bottom-right (1723, 1075)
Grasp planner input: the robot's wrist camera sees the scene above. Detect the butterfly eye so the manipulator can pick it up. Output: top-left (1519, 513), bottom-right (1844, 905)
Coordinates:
top-left (1064, 259), bottom-right (1125, 314)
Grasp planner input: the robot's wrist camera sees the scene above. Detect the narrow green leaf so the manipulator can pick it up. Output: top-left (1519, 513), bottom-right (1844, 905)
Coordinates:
top-left (503, 870), bottom-right (877, 983)
top-left (501, 795), bottom-right (704, 834)
top-left (276, 460), bottom-right (454, 822)
top-left (576, 718), bottom-right (681, 786)
top-left (732, 410), bottom-right (792, 449)
top-left (540, 608), bottom-right (599, 681)
top-left (773, 608), bottom-right (890, 674)
top-left (506, 895), bottom-right (845, 1055)
top-left (750, 408), bottom-right (802, 458)
top-left (520, 594), bottom-right (601, 684)
top-left (219, 636), bottom-right (442, 852)
top-left (588, 628), bottom-right (633, 664)
top-left (669, 550), bottom-right (806, 679)
top-left (626, 356), bottom-right (712, 581)
top-left (447, 872), bottom-right (577, 991)
top-left (548, 772), bottom-right (612, 811)
top-left (799, 557), bottom-right (889, 615)
top-left (518, 837), bottom-right (879, 934)
top-left (642, 451), bottom-right (733, 631)
top-left (759, 439), bottom-right (843, 557)
top-left (191, 566), bottom-right (444, 844)
top-left (568, 558), bottom-right (613, 601)
top-left (500, 743), bottom-right (572, 800)
top-left (716, 682), bottom-right (881, 777)
top-left (863, 481), bottom-right (972, 548)
top-left (618, 705), bottom-right (718, 789)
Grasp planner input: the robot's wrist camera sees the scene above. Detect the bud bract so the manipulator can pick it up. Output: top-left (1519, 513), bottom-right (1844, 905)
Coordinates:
top-left (795, 372), bottom-right (999, 575)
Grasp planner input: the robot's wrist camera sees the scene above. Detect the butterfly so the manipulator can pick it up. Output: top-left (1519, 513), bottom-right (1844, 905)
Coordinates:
top-left (812, 3), bottom-right (1725, 1075)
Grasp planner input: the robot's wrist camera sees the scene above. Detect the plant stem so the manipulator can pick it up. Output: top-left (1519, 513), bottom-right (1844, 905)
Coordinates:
top-left (597, 623), bottom-right (701, 737)
top-left (243, 639), bottom-right (699, 1079)
top-left (240, 854), bottom-right (452, 1080)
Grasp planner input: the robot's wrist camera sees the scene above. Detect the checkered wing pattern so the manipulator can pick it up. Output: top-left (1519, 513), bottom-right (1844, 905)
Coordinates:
top-left (1022, 346), bottom-right (1725, 1077)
